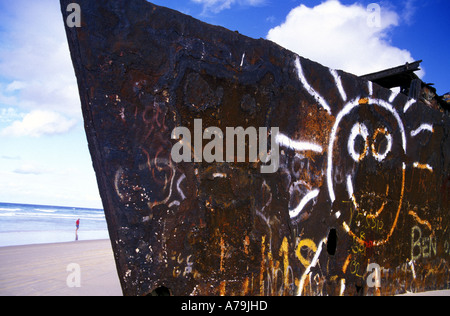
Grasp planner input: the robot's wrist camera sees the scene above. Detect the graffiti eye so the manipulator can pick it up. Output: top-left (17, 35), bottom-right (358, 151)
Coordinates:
top-left (372, 128), bottom-right (392, 162)
top-left (348, 123), bottom-right (369, 162)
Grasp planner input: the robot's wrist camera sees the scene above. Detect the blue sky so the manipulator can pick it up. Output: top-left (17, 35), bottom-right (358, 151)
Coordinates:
top-left (0, 0), bottom-right (448, 208)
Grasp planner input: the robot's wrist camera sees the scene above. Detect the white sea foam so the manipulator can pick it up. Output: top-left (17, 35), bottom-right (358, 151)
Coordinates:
top-left (34, 208), bottom-right (57, 213)
top-left (0, 203), bottom-right (108, 247)
top-left (0, 208), bottom-right (22, 212)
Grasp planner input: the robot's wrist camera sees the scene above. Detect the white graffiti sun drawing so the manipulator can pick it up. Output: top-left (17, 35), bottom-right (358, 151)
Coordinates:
top-left (277, 56), bottom-right (435, 248)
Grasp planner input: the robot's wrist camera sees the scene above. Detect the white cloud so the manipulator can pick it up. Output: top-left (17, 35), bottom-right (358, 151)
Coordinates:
top-left (192, 0), bottom-right (266, 14)
top-left (0, 107), bottom-right (24, 123)
top-left (5, 81), bottom-right (26, 93)
top-left (1, 110), bottom-right (77, 138)
top-left (401, 0), bottom-right (417, 25)
top-left (1, 155), bottom-right (21, 160)
top-left (0, 0), bottom-right (81, 118)
top-left (267, 0), bottom-right (418, 76)
top-left (13, 163), bottom-right (48, 175)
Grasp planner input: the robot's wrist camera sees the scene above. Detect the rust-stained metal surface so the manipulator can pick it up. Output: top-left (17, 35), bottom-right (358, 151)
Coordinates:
top-left (61, 0), bottom-right (450, 296)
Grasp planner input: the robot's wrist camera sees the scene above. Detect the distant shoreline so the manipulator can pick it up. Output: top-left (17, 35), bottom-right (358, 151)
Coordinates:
top-left (0, 238), bottom-right (110, 248)
top-left (0, 230), bottom-right (110, 248)
top-left (0, 201), bottom-right (103, 211)
top-left (0, 202), bottom-right (108, 247)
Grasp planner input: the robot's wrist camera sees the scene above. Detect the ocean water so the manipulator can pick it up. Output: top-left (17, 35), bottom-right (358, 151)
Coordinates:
top-left (0, 202), bottom-right (109, 247)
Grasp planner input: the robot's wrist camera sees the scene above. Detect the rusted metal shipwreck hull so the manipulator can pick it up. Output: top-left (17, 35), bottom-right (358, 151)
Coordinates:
top-left (61, 0), bottom-right (450, 296)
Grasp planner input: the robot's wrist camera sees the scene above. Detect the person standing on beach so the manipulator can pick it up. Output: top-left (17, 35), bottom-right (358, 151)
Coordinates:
top-left (75, 219), bottom-right (80, 241)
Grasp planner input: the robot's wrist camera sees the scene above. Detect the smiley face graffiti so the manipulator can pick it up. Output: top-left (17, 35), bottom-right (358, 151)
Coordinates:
top-left (327, 97), bottom-right (407, 248)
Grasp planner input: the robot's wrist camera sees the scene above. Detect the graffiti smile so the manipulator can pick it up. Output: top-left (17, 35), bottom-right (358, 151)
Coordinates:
top-left (353, 185), bottom-right (390, 219)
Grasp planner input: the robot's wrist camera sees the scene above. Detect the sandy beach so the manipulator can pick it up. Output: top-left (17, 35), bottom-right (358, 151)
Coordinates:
top-left (0, 240), bottom-right (122, 296)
